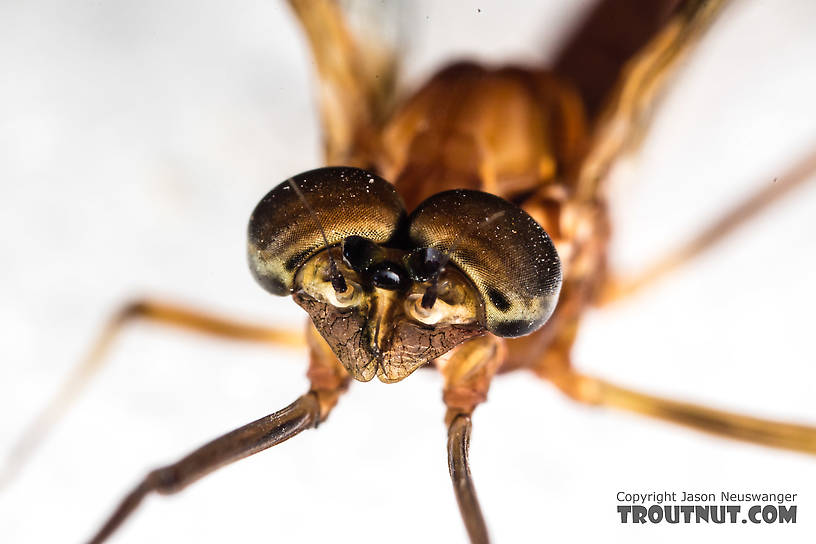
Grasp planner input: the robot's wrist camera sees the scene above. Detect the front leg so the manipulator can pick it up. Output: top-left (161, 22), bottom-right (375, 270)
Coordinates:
top-left (86, 323), bottom-right (350, 543)
top-left (436, 335), bottom-right (506, 544)
top-left (87, 393), bottom-right (322, 544)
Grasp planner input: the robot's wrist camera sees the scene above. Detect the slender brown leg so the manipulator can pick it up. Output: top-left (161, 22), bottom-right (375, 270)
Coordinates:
top-left (87, 392), bottom-right (321, 544)
top-left (0, 299), bottom-right (303, 489)
top-left (448, 414), bottom-right (489, 544)
top-left (544, 368), bottom-right (816, 454)
top-left (553, 0), bottom-right (686, 119)
top-left (287, 0), bottom-right (397, 166)
top-left (438, 335), bottom-right (506, 544)
top-left (87, 323), bottom-right (349, 543)
top-left (599, 146), bottom-right (816, 304)
top-left (577, 0), bottom-right (730, 200)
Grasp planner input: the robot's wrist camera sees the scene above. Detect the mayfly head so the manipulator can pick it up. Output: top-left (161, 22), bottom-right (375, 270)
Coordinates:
top-left (248, 167), bottom-right (561, 383)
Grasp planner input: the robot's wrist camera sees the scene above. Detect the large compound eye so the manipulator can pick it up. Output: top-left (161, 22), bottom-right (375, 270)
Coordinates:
top-left (247, 167), bottom-right (406, 295)
top-left (408, 189), bottom-right (562, 337)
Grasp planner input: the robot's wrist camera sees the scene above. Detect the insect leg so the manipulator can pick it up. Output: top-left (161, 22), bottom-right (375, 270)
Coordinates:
top-left (1, 299), bottom-right (303, 489)
top-left (87, 393), bottom-right (320, 544)
top-left (575, 0), bottom-right (730, 200)
top-left (448, 414), bottom-right (487, 544)
top-left (554, 0), bottom-right (687, 120)
top-left (87, 327), bottom-right (349, 543)
top-left (523, 306), bottom-right (816, 453)
top-left (287, 0), bottom-right (398, 166)
top-left (598, 146), bottom-right (816, 304)
top-left (543, 367), bottom-right (816, 454)
top-left (438, 335), bottom-right (506, 544)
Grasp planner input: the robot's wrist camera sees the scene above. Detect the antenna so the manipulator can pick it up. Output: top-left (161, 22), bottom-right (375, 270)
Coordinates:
top-left (421, 210), bottom-right (506, 309)
top-left (287, 178), bottom-right (348, 293)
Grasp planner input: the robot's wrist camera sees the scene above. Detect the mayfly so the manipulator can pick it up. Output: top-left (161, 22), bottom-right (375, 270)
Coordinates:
top-left (3, 1), bottom-right (816, 542)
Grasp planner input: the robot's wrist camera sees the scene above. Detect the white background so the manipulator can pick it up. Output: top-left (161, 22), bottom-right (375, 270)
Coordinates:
top-left (2, 1), bottom-right (816, 543)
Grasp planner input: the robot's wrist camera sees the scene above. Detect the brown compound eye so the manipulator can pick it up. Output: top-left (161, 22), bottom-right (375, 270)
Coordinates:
top-left (247, 167), bottom-right (406, 296)
top-left (408, 189), bottom-right (562, 337)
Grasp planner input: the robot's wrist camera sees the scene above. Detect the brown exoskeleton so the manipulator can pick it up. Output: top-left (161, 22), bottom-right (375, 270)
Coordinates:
top-left (4, 1), bottom-right (816, 542)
